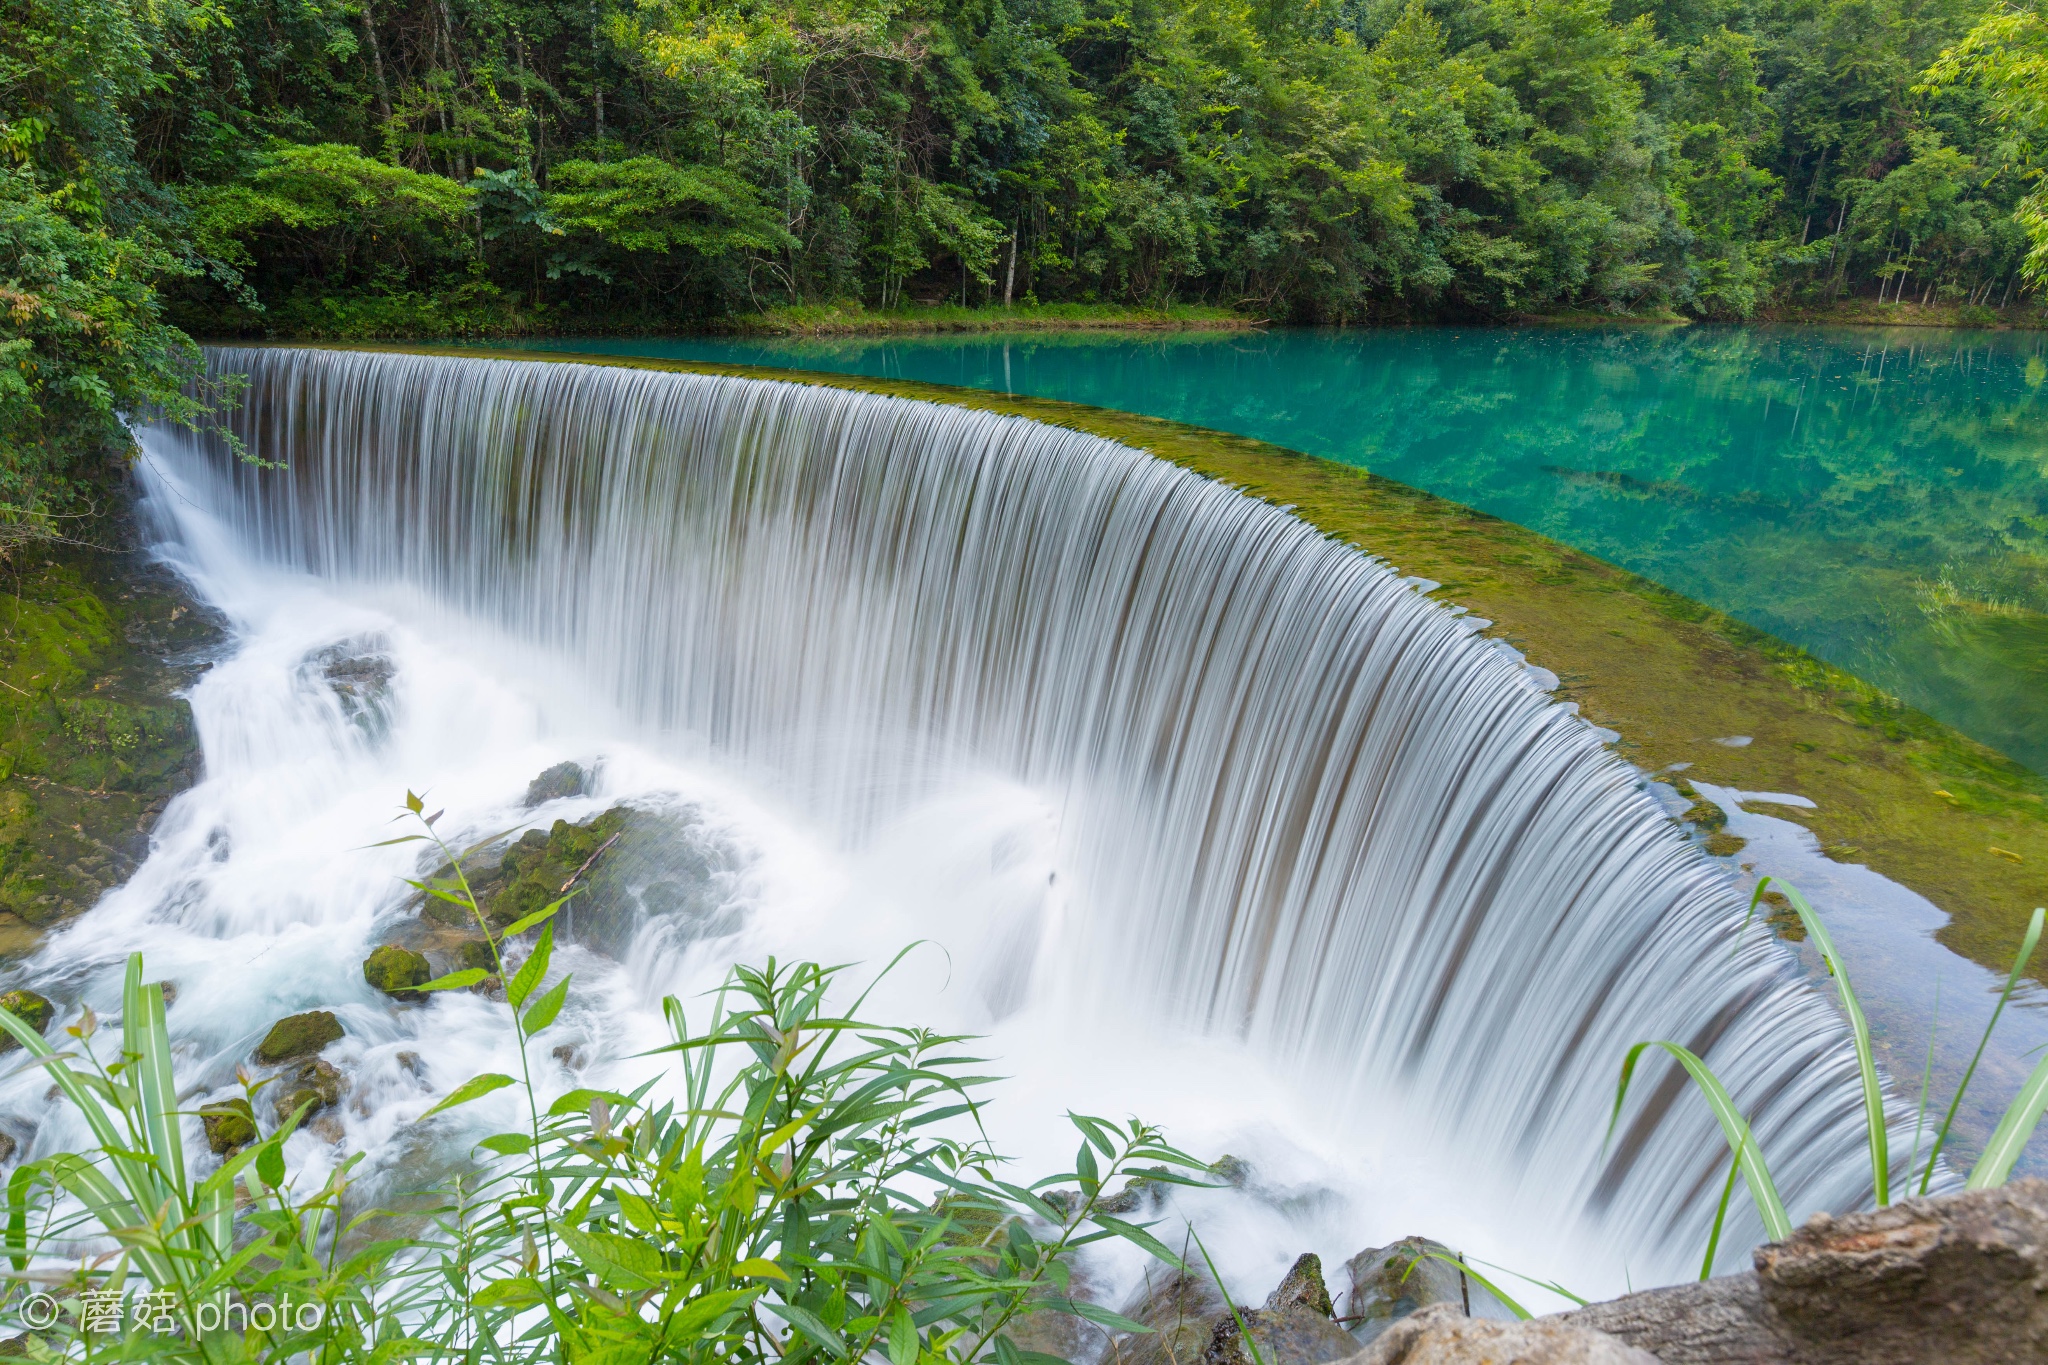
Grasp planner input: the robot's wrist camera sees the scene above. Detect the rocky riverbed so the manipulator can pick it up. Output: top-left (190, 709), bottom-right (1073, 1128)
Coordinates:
top-left (1062, 1179), bottom-right (2047, 1364)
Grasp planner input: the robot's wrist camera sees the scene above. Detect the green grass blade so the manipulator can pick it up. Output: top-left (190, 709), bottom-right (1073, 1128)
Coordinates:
top-left (1612, 1040), bottom-right (1792, 1241)
top-left (122, 956), bottom-right (186, 1208)
top-left (1188, 1227), bottom-right (1266, 1365)
top-left (1968, 1045), bottom-right (2048, 1188)
top-left (1415, 1251), bottom-right (1529, 1320)
top-left (1925, 907), bottom-right (2044, 1194)
top-left (1770, 879), bottom-right (1890, 1205)
top-left (44, 1153), bottom-right (177, 1286)
top-left (1699, 1151), bottom-right (1741, 1280)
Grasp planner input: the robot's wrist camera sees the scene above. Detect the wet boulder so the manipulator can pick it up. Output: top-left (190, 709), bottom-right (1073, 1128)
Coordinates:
top-left (1752, 1175), bottom-right (2048, 1363)
top-left (1205, 1255), bottom-right (1357, 1365)
top-left (525, 761), bottom-right (589, 806)
top-left (200, 1098), bottom-right (257, 1155)
top-left (422, 804), bottom-right (742, 958)
top-left (314, 641), bottom-right (396, 737)
top-left (363, 944), bottom-right (432, 1000)
top-left (1343, 1238), bottom-right (1508, 1343)
top-left (1108, 1267), bottom-right (1228, 1365)
top-left (1351, 1303), bottom-right (1659, 1364)
top-left (0, 989), bottom-right (52, 1052)
top-left (256, 1010), bottom-right (342, 1064)
top-left (1564, 1177), bottom-right (2048, 1365)
top-left (272, 1058), bottom-right (346, 1125)
top-left (1111, 1256), bottom-right (1356, 1365)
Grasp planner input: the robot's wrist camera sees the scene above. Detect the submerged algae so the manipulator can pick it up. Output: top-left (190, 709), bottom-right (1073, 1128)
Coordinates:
top-left (0, 544), bottom-right (218, 951)
top-left (311, 345), bottom-right (2048, 984)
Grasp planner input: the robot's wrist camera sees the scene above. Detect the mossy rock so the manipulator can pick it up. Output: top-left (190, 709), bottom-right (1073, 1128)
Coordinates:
top-left (456, 937), bottom-right (498, 976)
top-left (0, 546), bottom-right (219, 933)
top-left (419, 803), bottom-right (738, 957)
top-left (0, 989), bottom-right (50, 1052)
top-left (273, 1058), bottom-right (345, 1124)
top-left (525, 761), bottom-right (589, 806)
top-left (200, 1098), bottom-right (257, 1155)
top-left (256, 1010), bottom-right (343, 1064)
top-left (422, 806), bottom-right (632, 932)
top-left (363, 944), bottom-right (432, 1000)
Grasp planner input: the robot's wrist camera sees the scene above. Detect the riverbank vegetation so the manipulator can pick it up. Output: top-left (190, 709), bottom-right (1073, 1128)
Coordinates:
top-left (0, 803), bottom-right (1214, 1360)
top-left (16, 0), bottom-right (2048, 523)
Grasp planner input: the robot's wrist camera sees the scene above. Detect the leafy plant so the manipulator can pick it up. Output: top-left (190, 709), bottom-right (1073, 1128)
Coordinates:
top-left (0, 791), bottom-right (1209, 1360)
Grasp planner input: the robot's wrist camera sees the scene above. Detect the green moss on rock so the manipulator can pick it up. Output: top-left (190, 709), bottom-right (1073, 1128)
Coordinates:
top-left (0, 546), bottom-right (218, 944)
top-left (256, 1010), bottom-right (343, 1064)
top-left (423, 806), bottom-right (630, 931)
top-left (525, 761), bottom-right (589, 806)
top-left (0, 989), bottom-right (51, 1051)
top-left (200, 1098), bottom-right (257, 1154)
top-left (363, 944), bottom-right (432, 1000)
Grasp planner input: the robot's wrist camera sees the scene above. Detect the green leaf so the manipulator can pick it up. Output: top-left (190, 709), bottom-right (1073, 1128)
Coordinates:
top-left (888, 1305), bottom-right (917, 1365)
top-left (1969, 1045), bottom-right (2048, 1188)
top-left (413, 968), bottom-right (490, 993)
top-left (1040, 1299), bottom-right (1150, 1334)
top-left (763, 1301), bottom-right (850, 1359)
top-left (1087, 1213), bottom-right (1188, 1270)
top-left (560, 1222), bottom-right (662, 1286)
top-left (256, 1139), bottom-right (285, 1189)
top-left (1764, 880), bottom-right (1890, 1204)
top-left (507, 925), bottom-right (554, 1008)
top-left (1611, 1040), bottom-right (1792, 1242)
top-left (1928, 906), bottom-right (2044, 1193)
top-left (477, 1133), bottom-right (534, 1156)
top-left (472, 1276), bottom-right (546, 1309)
top-left (418, 1073), bottom-right (516, 1121)
top-left (733, 1257), bottom-right (789, 1281)
top-left (521, 975), bottom-right (571, 1037)
top-left (501, 896), bottom-right (571, 938)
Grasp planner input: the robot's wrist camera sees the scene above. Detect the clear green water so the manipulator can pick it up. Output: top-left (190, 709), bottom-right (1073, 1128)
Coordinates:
top-left (500, 327), bottom-right (2048, 776)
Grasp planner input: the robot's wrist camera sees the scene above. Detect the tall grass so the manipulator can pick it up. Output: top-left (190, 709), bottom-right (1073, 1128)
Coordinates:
top-left (0, 794), bottom-right (1208, 1360)
top-left (1612, 875), bottom-right (2048, 1277)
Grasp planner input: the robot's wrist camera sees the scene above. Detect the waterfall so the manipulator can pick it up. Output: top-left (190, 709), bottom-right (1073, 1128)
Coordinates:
top-left (112, 345), bottom-right (1876, 1292)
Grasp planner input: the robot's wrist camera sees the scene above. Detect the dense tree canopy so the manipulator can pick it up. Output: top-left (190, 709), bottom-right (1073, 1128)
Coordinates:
top-left (11, 0), bottom-right (2048, 527)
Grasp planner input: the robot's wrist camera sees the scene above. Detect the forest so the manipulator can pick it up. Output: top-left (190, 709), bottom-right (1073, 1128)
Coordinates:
top-left (12, 0), bottom-right (2048, 523)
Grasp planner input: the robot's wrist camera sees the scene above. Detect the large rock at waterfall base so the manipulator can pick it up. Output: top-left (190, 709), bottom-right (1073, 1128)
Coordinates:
top-left (419, 801), bottom-right (741, 956)
top-left (1350, 1303), bottom-right (1660, 1364)
top-left (255, 1010), bottom-right (343, 1064)
top-left (1560, 1178), bottom-right (2048, 1364)
top-left (1109, 1254), bottom-right (1358, 1365)
top-left (1342, 1238), bottom-right (1511, 1343)
top-left (524, 761), bottom-right (589, 806)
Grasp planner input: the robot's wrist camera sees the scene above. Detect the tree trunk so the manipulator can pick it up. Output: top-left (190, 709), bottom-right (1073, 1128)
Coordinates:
top-left (360, 0), bottom-right (392, 124)
top-left (1003, 228), bottom-right (1016, 307)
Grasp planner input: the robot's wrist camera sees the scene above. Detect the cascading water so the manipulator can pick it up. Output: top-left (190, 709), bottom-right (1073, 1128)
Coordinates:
top-left (6, 345), bottom-right (1883, 1303)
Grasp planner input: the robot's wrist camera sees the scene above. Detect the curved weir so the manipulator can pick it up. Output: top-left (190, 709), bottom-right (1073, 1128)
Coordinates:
top-left (116, 345), bottom-right (1878, 1288)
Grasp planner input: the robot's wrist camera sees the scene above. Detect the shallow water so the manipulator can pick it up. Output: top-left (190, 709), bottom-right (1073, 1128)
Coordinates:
top-left (492, 327), bottom-right (2048, 777)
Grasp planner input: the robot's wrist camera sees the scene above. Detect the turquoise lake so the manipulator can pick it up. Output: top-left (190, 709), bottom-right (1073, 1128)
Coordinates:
top-left (500, 327), bottom-right (2048, 777)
